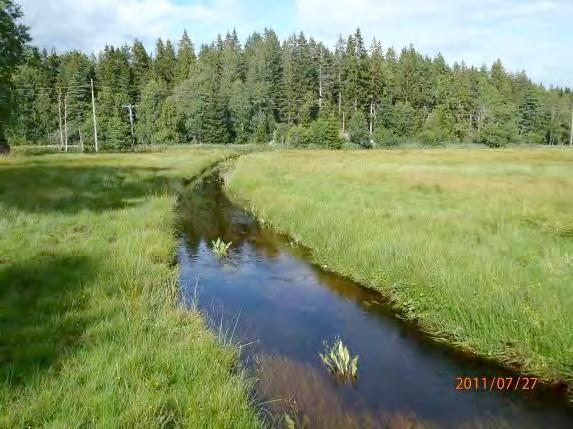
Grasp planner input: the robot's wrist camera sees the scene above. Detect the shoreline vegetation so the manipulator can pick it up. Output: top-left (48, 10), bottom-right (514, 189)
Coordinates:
top-left (0, 147), bottom-right (260, 427)
top-left (224, 148), bottom-right (573, 390)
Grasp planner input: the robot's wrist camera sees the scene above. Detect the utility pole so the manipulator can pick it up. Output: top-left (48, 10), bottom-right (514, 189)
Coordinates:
top-left (570, 108), bottom-right (573, 147)
top-left (369, 101), bottom-right (374, 140)
top-left (58, 90), bottom-right (64, 150)
top-left (123, 104), bottom-right (136, 149)
top-left (64, 93), bottom-right (68, 152)
top-left (369, 101), bottom-right (377, 146)
top-left (91, 79), bottom-right (99, 152)
top-left (337, 55), bottom-right (342, 116)
top-left (342, 111), bottom-right (345, 134)
top-left (318, 46), bottom-right (323, 110)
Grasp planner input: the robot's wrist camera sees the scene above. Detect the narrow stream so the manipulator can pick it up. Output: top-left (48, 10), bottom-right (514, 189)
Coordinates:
top-left (178, 174), bottom-right (573, 428)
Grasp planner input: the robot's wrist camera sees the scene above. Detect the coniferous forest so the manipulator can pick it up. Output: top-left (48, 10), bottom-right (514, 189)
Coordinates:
top-left (5, 23), bottom-right (573, 149)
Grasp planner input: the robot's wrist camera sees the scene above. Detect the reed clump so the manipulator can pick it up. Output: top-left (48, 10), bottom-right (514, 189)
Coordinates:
top-left (319, 338), bottom-right (358, 381)
top-left (212, 237), bottom-right (232, 257)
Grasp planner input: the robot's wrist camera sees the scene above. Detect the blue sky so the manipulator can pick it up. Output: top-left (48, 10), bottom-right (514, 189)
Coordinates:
top-left (19, 0), bottom-right (573, 88)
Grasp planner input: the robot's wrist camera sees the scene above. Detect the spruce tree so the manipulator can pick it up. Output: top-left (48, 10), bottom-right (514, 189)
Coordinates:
top-left (154, 38), bottom-right (176, 86)
top-left (95, 45), bottom-right (132, 148)
top-left (348, 111), bottom-right (369, 145)
top-left (157, 96), bottom-right (183, 144)
top-left (136, 79), bottom-right (167, 145)
top-left (131, 39), bottom-right (151, 92)
top-left (518, 89), bottom-right (540, 136)
top-left (0, 0), bottom-right (30, 147)
top-left (280, 36), bottom-right (298, 124)
top-left (174, 30), bottom-right (196, 84)
top-left (58, 51), bottom-right (93, 145)
top-left (228, 80), bottom-right (251, 143)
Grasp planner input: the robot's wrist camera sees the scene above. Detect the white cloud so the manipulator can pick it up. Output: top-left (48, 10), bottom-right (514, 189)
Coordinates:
top-left (19, 0), bottom-right (243, 53)
top-left (17, 0), bottom-right (573, 87)
top-left (295, 0), bottom-right (573, 87)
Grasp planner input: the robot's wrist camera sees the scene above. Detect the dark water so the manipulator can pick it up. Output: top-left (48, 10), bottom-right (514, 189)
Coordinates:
top-left (178, 174), bottom-right (573, 428)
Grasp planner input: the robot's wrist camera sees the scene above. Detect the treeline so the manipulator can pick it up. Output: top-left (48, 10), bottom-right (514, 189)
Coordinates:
top-left (7, 28), bottom-right (573, 149)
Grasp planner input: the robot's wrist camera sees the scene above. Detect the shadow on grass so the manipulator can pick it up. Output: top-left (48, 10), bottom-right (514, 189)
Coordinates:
top-left (0, 255), bottom-right (95, 387)
top-left (0, 163), bottom-right (174, 214)
top-left (0, 160), bottom-right (180, 389)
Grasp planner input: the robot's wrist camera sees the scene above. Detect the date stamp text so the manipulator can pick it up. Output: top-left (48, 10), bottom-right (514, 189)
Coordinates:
top-left (455, 376), bottom-right (538, 392)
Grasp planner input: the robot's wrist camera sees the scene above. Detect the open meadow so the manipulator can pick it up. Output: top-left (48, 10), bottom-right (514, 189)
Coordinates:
top-left (0, 148), bottom-right (259, 427)
top-left (225, 148), bottom-right (573, 385)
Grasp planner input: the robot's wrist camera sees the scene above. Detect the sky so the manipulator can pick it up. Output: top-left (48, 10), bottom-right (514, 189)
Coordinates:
top-left (18, 0), bottom-right (573, 88)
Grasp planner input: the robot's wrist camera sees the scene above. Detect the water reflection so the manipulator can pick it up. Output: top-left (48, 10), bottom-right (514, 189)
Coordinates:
top-left (178, 175), bottom-right (573, 428)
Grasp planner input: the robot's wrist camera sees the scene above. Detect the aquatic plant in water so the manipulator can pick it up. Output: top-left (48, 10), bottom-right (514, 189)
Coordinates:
top-left (212, 238), bottom-right (232, 257)
top-left (319, 338), bottom-right (358, 381)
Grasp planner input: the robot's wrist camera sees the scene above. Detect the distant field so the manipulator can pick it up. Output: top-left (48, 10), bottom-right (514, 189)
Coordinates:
top-left (0, 148), bottom-right (259, 427)
top-left (225, 148), bottom-right (573, 384)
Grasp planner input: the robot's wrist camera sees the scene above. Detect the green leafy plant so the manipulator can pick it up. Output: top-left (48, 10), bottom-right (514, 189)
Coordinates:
top-left (211, 238), bottom-right (232, 258)
top-left (319, 337), bottom-right (358, 381)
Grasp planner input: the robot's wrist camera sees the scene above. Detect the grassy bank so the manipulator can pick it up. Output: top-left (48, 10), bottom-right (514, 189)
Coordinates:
top-left (225, 149), bottom-right (573, 385)
top-left (0, 148), bottom-right (259, 427)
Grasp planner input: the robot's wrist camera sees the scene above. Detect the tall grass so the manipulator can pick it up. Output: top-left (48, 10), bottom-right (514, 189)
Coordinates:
top-left (0, 148), bottom-right (260, 427)
top-left (225, 149), bottom-right (573, 385)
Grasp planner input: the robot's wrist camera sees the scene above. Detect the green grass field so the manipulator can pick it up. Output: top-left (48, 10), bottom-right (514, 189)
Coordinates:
top-left (225, 148), bottom-right (573, 385)
top-left (0, 148), bottom-right (259, 427)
